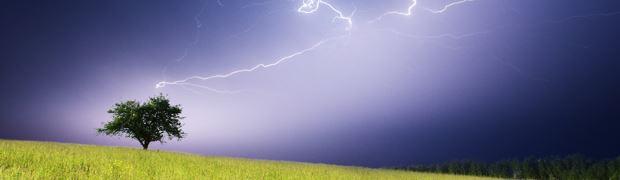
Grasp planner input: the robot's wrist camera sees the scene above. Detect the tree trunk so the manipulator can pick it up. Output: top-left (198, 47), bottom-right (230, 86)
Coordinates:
top-left (142, 142), bottom-right (150, 150)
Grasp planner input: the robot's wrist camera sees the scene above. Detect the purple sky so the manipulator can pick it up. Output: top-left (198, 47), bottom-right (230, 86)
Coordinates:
top-left (1, 0), bottom-right (619, 167)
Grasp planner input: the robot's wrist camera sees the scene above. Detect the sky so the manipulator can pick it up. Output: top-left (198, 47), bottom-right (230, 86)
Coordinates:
top-left (1, 0), bottom-right (619, 167)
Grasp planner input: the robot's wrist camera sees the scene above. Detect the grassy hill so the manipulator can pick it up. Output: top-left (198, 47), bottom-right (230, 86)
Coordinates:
top-left (0, 140), bottom-right (499, 179)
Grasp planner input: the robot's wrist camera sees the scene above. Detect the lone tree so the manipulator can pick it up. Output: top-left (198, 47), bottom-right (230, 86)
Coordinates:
top-left (97, 94), bottom-right (185, 150)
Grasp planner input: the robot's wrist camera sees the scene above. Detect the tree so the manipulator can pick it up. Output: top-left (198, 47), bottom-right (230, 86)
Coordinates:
top-left (97, 94), bottom-right (185, 150)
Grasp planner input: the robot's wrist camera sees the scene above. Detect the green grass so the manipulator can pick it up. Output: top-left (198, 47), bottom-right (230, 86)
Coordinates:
top-left (0, 140), bottom-right (501, 179)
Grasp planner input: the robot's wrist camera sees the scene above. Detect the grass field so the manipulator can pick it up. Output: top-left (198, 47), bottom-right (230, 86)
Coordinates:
top-left (0, 140), bottom-right (500, 179)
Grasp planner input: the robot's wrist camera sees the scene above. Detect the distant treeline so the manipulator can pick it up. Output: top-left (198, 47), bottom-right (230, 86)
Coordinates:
top-left (397, 155), bottom-right (620, 180)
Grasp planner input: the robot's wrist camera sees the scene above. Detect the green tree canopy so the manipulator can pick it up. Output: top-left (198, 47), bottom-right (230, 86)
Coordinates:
top-left (97, 94), bottom-right (185, 150)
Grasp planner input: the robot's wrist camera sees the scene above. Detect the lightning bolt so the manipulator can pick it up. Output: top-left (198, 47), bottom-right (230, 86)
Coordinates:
top-left (160, 0), bottom-right (208, 86)
top-left (297, 0), bottom-right (355, 31)
top-left (369, 0), bottom-right (417, 23)
top-left (177, 82), bottom-right (242, 94)
top-left (173, 0), bottom-right (208, 62)
top-left (157, 0), bottom-right (353, 92)
top-left (160, 0), bottom-right (482, 92)
top-left (158, 0), bottom-right (617, 94)
top-left (425, 0), bottom-right (475, 14)
top-left (369, 0), bottom-right (478, 23)
top-left (156, 36), bottom-right (344, 89)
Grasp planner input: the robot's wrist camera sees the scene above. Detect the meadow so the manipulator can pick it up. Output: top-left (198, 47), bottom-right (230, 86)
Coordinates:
top-left (0, 139), bottom-right (499, 179)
